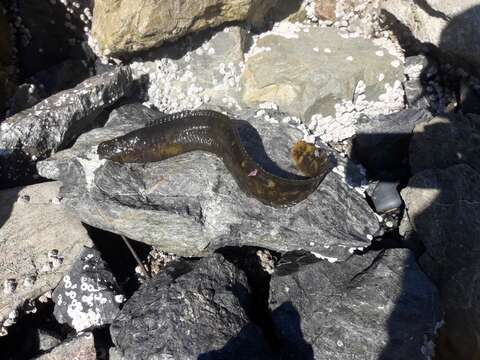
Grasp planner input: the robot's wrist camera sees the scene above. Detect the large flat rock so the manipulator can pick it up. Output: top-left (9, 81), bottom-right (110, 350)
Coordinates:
top-left (37, 103), bottom-right (379, 260)
top-left (241, 24), bottom-right (405, 129)
top-left (0, 182), bottom-right (93, 335)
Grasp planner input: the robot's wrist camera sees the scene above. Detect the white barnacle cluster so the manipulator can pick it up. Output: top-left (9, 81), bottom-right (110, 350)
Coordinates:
top-left (309, 79), bottom-right (405, 144)
top-left (40, 249), bottom-right (64, 273)
top-left (60, 271), bottom-right (113, 331)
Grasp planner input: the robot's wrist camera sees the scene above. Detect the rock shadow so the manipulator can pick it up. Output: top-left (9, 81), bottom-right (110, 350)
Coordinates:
top-left (198, 301), bottom-right (313, 360)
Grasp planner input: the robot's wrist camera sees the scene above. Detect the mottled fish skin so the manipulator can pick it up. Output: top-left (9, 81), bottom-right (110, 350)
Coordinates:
top-left (97, 110), bottom-right (332, 207)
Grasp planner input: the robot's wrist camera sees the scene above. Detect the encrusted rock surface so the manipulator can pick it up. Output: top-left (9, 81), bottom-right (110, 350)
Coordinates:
top-left (91, 0), bottom-right (279, 56)
top-left (0, 182), bottom-right (93, 335)
top-left (269, 249), bottom-right (442, 359)
top-left (37, 103), bottom-right (379, 260)
top-left (0, 67), bottom-right (133, 188)
top-left (130, 26), bottom-right (249, 113)
top-left (110, 254), bottom-right (273, 359)
top-left (241, 24), bottom-right (405, 128)
top-left (35, 332), bottom-right (96, 360)
top-left (52, 247), bottom-right (124, 332)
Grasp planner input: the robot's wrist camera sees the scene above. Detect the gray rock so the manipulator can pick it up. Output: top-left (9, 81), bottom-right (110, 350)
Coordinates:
top-left (52, 247), bottom-right (124, 332)
top-left (352, 108), bottom-right (432, 174)
top-left (380, 1), bottom-right (480, 75)
top-left (0, 182), bottom-right (93, 336)
top-left (409, 113), bottom-right (480, 174)
top-left (110, 254), bottom-right (273, 360)
top-left (241, 26), bottom-right (404, 123)
top-left (269, 249), bottom-right (442, 360)
top-left (0, 67), bottom-right (133, 187)
top-left (400, 164), bottom-right (480, 358)
top-left (35, 332), bottom-right (96, 360)
top-left (37, 103), bottom-right (379, 260)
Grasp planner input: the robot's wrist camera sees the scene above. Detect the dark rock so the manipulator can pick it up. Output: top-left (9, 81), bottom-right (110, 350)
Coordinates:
top-left (269, 249), bottom-right (442, 359)
top-left (31, 59), bottom-right (92, 98)
top-left (7, 83), bottom-right (44, 114)
top-left (13, 0), bottom-right (88, 78)
top-left (0, 66), bottom-right (133, 188)
top-left (37, 103), bottom-right (379, 260)
top-left (110, 254), bottom-right (273, 360)
top-left (400, 164), bottom-right (480, 358)
top-left (371, 181), bottom-right (402, 213)
top-left (0, 2), bottom-right (17, 115)
top-left (409, 113), bottom-right (480, 174)
top-left (52, 247), bottom-right (124, 332)
top-left (352, 108), bottom-right (432, 176)
top-left (35, 332), bottom-right (96, 360)
top-left (458, 78), bottom-right (480, 115)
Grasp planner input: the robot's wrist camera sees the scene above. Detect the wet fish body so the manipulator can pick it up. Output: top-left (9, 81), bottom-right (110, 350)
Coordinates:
top-left (98, 110), bottom-right (331, 207)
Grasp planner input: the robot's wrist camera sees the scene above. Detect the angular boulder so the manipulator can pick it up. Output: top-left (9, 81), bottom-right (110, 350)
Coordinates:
top-left (52, 247), bottom-right (124, 332)
top-left (401, 164), bottom-right (480, 359)
top-left (0, 182), bottom-right (93, 336)
top-left (91, 0), bottom-right (279, 56)
top-left (409, 113), bottom-right (480, 175)
top-left (0, 67), bottom-right (133, 188)
top-left (110, 254), bottom-right (273, 359)
top-left (37, 104), bottom-right (379, 260)
top-left (380, 0), bottom-right (480, 76)
top-left (269, 249), bottom-right (442, 359)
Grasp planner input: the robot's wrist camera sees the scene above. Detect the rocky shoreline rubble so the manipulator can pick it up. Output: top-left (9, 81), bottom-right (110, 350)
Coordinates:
top-left (1, 0), bottom-right (479, 359)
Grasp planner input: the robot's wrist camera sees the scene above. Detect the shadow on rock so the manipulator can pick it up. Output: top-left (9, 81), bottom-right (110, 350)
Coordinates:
top-left (198, 301), bottom-right (313, 360)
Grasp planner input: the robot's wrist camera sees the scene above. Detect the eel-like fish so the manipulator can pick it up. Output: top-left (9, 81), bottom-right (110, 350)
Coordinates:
top-left (97, 110), bottom-right (332, 207)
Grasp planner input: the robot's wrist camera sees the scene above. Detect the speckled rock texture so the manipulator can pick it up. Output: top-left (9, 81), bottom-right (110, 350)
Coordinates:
top-left (0, 182), bottom-right (93, 336)
top-left (400, 164), bottom-right (480, 359)
top-left (110, 254), bottom-right (273, 359)
top-left (408, 113), bottom-right (480, 174)
top-left (91, 0), bottom-right (279, 56)
top-left (35, 332), bottom-right (96, 360)
top-left (241, 25), bottom-right (404, 123)
top-left (130, 26), bottom-right (249, 114)
top-left (269, 249), bottom-right (442, 360)
top-left (380, 0), bottom-right (480, 76)
top-left (52, 247), bottom-right (124, 332)
top-left (0, 67), bottom-right (133, 188)
top-left (37, 103), bottom-right (379, 261)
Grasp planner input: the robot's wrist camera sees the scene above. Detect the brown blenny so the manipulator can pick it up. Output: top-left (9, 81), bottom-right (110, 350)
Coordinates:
top-left (97, 110), bottom-right (332, 207)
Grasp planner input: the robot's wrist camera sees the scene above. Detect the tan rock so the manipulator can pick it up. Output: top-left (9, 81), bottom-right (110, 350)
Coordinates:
top-left (315, 0), bottom-right (337, 20)
top-left (241, 26), bottom-right (404, 122)
top-left (92, 0), bottom-right (278, 56)
top-left (0, 182), bottom-right (93, 333)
